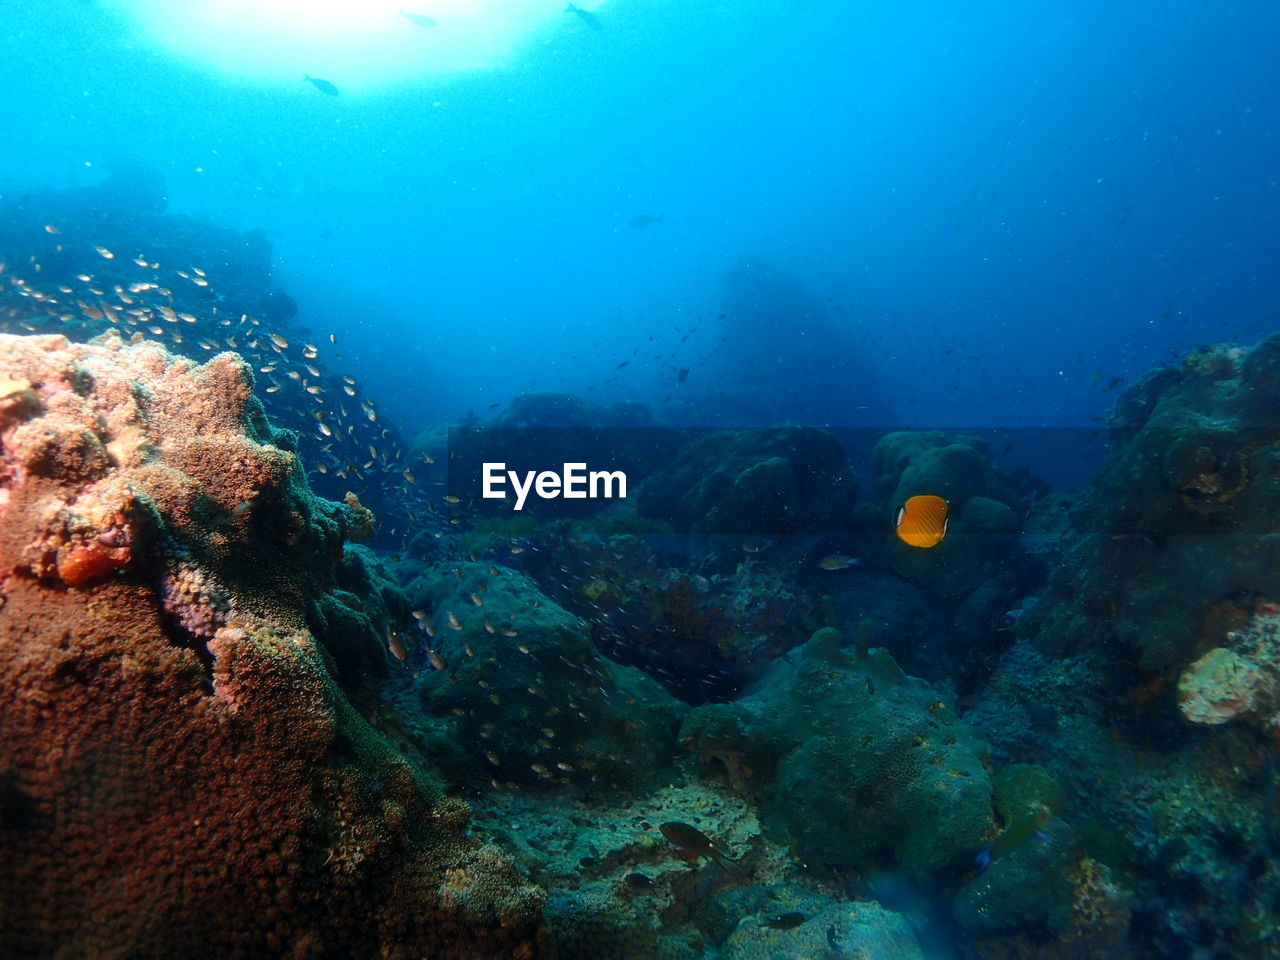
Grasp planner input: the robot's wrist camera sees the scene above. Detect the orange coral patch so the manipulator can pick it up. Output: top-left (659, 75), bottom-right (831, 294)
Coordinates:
top-left (56, 540), bottom-right (131, 587)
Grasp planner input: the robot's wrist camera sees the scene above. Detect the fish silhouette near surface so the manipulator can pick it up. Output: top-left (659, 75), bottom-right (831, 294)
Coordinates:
top-left (399, 9), bottom-right (438, 28)
top-left (566, 3), bottom-right (603, 30)
top-left (303, 74), bottom-right (339, 96)
top-left (629, 213), bottom-right (664, 229)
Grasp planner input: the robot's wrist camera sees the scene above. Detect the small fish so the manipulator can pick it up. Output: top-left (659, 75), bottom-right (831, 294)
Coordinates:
top-left (623, 872), bottom-right (654, 890)
top-left (818, 554), bottom-right (861, 571)
top-left (445, 495), bottom-right (461, 504)
top-left (759, 912), bottom-right (805, 930)
top-left (43, 224), bottom-right (59, 234)
top-left (565, 2), bottom-right (603, 30)
top-left (428, 649), bottom-right (447, 670)
top-left (303, 74), bottom-right (339, 96)
top-left (386, 628), bottom-right (407, 661)
top-left (399, 8), bottom-right (438, 27)
top-left (677, 367), bottom-right (690, 384)
top-left (659, 821), bottom-right (742, 874)
top-left (268, 332), bottom-right (289, 349)
top-left (94, 245), bottom-right (115, 259)
top-left (629, 213), bottom-right (663, 229)
top-left (895, 494), bottom-right (950, 549)
top-left (742, 538), bottom-right (775, 554)
top-left (447, 610), bottom-right (463, 630)
top-left (976, 807), bottom-right (1052, 872)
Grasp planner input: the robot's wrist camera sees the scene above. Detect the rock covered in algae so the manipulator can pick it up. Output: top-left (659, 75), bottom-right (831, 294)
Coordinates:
top-left (407, 560), bottom-right (686, 793)
top-left (857, 430), bottom-right (1042, 600)
top-left (0, 333), bottom-right (543, 958)
top-left (680, 627), bottom-right (994, 880)
top-left (636, 426), bottom-right (859, 536)
top-left (1178, 608), bottom-right (1280, 728)
top-left (720, 900), bottom-right (923, 960)
top-left (1021, 336), bottom-right (1280, 671)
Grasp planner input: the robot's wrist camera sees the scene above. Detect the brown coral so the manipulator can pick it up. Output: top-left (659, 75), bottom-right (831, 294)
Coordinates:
top-left (0, 333), bottom-right (544, 958)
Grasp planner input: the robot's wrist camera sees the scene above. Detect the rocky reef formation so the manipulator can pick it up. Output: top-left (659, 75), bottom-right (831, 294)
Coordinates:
top-left (964, 336), bottom-right (1280, 959)
top-left (0, 333), bottom-right (542, 958)
top-left (401, 560), bottom-right (686, 793)
top-left (681, 627), bottom-right (995, 881)
top-left (637, 426), bottom-right (859, 536)
top-left (834, 430), bottom-right (1047, 690)
top-left (0, 174), bottom-right (421, 546)
top-left (512, 530), bottom-right (818, 703)
top-left (1022, 337), bottom-right (1280, 673)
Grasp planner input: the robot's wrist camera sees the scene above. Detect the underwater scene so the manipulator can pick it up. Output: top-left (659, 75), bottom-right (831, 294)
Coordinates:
top-left (2, 1), bottom-right (1279, 958)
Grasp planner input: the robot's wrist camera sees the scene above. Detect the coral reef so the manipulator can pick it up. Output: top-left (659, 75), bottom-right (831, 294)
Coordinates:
top-left (952, 764), bottom-right (1079, 935)
top-left (969, 634), bottom-right (1276, 956)
top-left (719, 900), bottom-right (923, 960)
top-left (858, 430), bottom-right (1043, 600)
top-left (475, 782), bottom-right (760, 959)
top-left (1021, 336), bottom-right (1280, 672)
top-left (404, 560), bottom-right (686, 792)
top-left (0, 333), bottom-right (543, 958)
top-left (516, 531), bottom-right (818, 703)
top-left (832, 430), bottom-right (1046, 692)
top-left (637, 426), bottom-right (859, 536)
top-left (681, 627), bottom-right (995, 880)
top-left (0, 176), bottom-right (424, 546)
top-left (1178, 608), bottom-right (1280, 730)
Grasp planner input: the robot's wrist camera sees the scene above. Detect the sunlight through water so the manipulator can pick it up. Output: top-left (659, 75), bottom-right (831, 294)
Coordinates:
top-left (109, 0), bottom-right (599, 88)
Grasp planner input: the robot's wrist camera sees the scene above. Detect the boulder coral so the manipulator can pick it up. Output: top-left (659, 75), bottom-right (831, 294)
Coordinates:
top-left (407, 560), bottom-right (686, 793)
top-left (680, 627), bottom-right (995, 881)
top-left (0, 333), bottom-right (543, 958)
top-left (720, 900), bottom-right (924, 960)
top-left (1021, 336), bottom-right (1280, 671)
top-left (637, 426), bottom-right (859, 536)
top-left (858, 430), bottom-right (1042, 600)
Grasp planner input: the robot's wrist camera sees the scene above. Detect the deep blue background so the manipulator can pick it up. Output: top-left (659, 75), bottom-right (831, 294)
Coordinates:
top-left (1, 0), bottom-right (1276, 449)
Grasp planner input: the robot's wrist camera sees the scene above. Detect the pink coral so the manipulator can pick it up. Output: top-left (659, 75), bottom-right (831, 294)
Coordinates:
top-left (0, 333), bottom-right (544, 958)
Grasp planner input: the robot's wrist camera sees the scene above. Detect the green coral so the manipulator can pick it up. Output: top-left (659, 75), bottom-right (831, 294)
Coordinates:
top-left (951, 765), bottom-right (1080, 935)
top-left (1022, 336), bottom-right (1280, 671)
top-left (409, 562), bottom-right (685, 792)
top-left (681, 628), bottom-right (994, 880)
top-left (858, 431), bottom-right (1036, 599)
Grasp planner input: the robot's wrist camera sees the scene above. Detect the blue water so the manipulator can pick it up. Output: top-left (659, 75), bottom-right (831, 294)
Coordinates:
top-left (3, 0), bottom-right (1276, 440)
top-left (7, 5), bottom-right (1280, 957)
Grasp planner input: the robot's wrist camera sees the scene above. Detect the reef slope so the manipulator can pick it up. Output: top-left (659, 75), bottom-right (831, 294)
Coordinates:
top-left (0, 333), bottom-right (543, 959)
